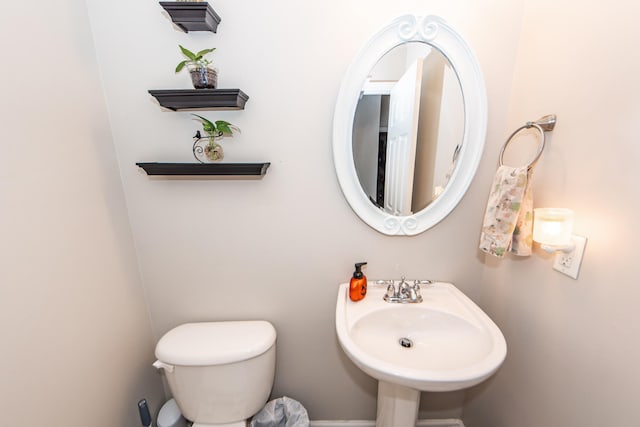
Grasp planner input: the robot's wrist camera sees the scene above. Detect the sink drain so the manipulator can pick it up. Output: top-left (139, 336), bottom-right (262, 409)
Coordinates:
top-left (399, 337), bottom-right (413, 348)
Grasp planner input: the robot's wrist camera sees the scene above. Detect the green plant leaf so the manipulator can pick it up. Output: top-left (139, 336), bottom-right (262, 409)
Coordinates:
top-left (179, 45), bottom-right (197, 61)
top-left (215, 120), bottom-right (239, 136)
top-left (191, 114), bottom-right (216, 134)
top-left (196, 48), bottom-right (216, 58)
top-left (175, 60), bottom-right (188, 73)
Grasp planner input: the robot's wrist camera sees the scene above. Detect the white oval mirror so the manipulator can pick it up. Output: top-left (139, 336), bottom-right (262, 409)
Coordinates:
top-left (333, 15), bottom-right (487, 235)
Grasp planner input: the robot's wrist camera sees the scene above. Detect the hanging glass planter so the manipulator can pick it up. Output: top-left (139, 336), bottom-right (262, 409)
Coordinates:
top-left (193, 131), bottom-right (224, 163)
top-left (190, 115), bottom-right (239, 163)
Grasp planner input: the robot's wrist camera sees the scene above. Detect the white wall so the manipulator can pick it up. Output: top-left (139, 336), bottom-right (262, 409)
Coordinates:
top-left (0, 0), bottom-right (163, 425)
top-left (463, 2), bottom-right (640, 426)
top-left (86, 0), bottom-right (525, 420)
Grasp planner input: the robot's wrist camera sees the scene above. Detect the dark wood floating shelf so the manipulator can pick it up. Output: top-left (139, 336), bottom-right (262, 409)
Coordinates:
top-left (136, 162), bottom-right (270, 176)
top-left (148, 89), bottom-right (249, 111)
top-left (159, 1), bottom-right (221, 33)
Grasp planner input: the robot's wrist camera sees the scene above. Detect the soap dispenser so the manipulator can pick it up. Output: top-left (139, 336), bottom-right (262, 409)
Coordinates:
top-left (349, 262), bottom-right (368, 302)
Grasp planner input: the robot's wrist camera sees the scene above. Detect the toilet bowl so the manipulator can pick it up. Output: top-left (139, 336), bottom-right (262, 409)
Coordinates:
top-left (154, 321), bottom-right (277, 427)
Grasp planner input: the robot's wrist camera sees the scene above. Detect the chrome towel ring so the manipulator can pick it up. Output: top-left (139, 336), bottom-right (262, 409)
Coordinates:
top-left (499, 114), bottom-right (557, 170)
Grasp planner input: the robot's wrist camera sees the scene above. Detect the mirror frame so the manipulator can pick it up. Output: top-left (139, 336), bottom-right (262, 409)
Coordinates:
top-left (333, 15), bottom-right (487, 235)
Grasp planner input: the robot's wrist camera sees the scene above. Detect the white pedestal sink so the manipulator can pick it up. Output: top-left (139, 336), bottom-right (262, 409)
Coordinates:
top-left (335, 281), bottom-right (506, 427)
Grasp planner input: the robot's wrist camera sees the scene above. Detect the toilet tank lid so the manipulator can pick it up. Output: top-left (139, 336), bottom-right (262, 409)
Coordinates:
top-left (155, 321), bottom-right (276, 366)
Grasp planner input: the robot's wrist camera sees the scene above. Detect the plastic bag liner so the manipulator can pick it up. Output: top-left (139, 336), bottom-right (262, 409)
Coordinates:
top-left (249, 396), bottom-right (309, 427)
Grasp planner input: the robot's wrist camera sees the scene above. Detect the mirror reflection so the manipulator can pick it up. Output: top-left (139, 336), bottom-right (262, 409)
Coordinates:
top-left (352, 42), bottom-right (464, 216)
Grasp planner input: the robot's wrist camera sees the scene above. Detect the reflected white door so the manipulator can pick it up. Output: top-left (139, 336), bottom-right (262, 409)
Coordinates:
top-left (384, 58), bottom-right (423, 215)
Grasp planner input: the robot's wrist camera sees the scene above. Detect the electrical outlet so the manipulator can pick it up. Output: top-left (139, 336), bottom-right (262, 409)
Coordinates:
top-left (552, 235), bottom-right (587, 279)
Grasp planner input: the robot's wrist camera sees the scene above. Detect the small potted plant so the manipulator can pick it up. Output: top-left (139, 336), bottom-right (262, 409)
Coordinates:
top-left (191, 114), bottom-right (240, 162)
top-left (175, 45), bottom-right (217, 89)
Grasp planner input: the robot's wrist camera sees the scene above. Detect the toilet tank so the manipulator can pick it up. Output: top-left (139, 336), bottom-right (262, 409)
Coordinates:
top-left (155, 321), bottom-right (277, 424)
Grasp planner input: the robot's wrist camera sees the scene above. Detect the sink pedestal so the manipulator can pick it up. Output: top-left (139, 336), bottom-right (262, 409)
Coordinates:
top-left (376, 381), bottom-right (420, 427)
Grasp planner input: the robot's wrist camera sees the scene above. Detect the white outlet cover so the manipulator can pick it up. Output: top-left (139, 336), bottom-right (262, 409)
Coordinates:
top-left (553, 235), bottom-right (587, 279)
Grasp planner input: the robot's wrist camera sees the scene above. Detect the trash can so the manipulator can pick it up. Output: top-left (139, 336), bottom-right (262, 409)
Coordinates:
top-left (249, 396), bottom-right (309, 427)
top-left (157, 398), bottom-right (187, 427)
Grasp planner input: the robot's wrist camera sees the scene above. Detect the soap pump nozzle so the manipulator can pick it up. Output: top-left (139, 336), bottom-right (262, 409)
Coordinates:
top-left (353, 262), bottom-right (367, 278)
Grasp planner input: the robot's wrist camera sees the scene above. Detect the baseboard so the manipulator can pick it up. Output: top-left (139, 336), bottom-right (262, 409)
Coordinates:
top-left (309, 419), bottom-right (464, 427)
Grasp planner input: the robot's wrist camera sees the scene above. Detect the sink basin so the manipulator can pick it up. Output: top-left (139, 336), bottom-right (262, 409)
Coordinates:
top-left (336, 281), bottom-right (506, 392)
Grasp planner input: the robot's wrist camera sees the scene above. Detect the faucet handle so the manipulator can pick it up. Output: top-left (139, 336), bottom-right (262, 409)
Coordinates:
top-left (408, 282), bottom-right (423, 303)
top-left (385, 283), bottom-right (396, 298)
top-left (414, 279), bottom-right (432, 287)
top-left (410, 280), bottom-right (428, 303)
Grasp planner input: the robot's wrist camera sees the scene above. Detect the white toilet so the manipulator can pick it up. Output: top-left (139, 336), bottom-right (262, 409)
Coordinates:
top-left (153, 321), bottom-right (277, 427)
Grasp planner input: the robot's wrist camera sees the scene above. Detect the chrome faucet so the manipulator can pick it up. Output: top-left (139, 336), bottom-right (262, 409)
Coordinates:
top-left (381, 277), bottom-right (431, 303)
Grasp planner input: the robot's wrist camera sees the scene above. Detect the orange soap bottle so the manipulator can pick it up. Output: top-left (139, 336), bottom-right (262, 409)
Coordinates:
top-left (349, 262), bottom-right (368, 302)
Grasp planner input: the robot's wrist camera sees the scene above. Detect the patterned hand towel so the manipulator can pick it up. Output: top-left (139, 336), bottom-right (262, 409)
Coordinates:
top-left (509, 169), bottom-right (534, 256)
top-left (479, 165), bottom-right (534, 257)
